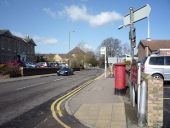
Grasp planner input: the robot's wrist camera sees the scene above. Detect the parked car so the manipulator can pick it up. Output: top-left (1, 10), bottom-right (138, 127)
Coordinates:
top-left (141, 54), bottom-right (170, 81)
top-left (48, 62), bottom-right (59, 68)
top-left (57, 67), bottom-right (74, 76)
top-left (24, 62), bottom-right (36, 68)
top-left (36, 62), bottom-right (48, 68)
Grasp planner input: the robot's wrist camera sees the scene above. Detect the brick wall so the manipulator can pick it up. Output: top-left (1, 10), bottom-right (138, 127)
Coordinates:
top-left (147, 78), bottom-right (163, 127)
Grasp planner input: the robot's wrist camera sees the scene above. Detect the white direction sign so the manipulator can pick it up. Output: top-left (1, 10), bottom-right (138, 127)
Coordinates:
top-left (123, 4), bottom-right (151, 27)
top-left (100, 47), bottom-right (106, 55)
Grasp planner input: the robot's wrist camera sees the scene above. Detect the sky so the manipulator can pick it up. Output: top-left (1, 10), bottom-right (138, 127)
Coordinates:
top-left (0, 0), bottom-right (170, 54)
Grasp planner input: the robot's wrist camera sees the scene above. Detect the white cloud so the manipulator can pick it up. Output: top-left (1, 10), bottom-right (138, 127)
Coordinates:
top-left (77, 42), bottom-right (94, 52)
top-left (33, 35), bottom-right (58, 44)
top-left (43, 5), bottom-right (122, 27)
top-left (43, 8), bottom-right (58, 19)
top-left (12, 31), bottom-right (25, 38)
top-left (63, 5), bottom-right (122, 27)
top-left (12, 31), bottom-right (58, 45)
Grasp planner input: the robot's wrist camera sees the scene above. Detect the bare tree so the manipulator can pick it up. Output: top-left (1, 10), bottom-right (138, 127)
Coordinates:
top-left (97, 37), bottom-right (130, 57)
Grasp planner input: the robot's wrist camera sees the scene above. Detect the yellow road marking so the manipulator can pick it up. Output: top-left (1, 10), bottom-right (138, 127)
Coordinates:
top-left (51, 74), bottom-right (103, 128)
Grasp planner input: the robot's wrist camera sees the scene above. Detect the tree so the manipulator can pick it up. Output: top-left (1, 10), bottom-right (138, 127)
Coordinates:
top-left (97, 37), bottom-right (130, 57)
top-left (85, 51), bottom-right (97, 67)
top-left (76, 42), bottom-right (97, 67)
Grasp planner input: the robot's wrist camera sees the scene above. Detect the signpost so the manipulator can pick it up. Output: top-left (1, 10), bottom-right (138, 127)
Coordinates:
top-left (123, 4), bottom-right (151, 27)
top-left (119, 4), bottom-right (151, 107)
top-left (100, 47), bottom-right (107, 78)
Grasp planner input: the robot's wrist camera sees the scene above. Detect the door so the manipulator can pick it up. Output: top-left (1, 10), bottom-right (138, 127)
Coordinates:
top-left (164, 56), bottom-right (170, 81)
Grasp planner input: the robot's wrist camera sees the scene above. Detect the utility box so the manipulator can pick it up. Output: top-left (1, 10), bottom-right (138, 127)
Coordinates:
top-left (114, 63), bottom-right (126, 95)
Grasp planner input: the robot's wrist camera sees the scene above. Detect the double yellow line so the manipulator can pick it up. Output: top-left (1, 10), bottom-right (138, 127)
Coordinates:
top-left (51, 74), bottom-right (103, 128)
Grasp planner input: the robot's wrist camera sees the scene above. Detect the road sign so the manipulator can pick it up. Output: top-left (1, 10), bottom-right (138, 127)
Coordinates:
top-left (100, 47), bottom-right (106, 55)
top-left (123, 4), bottom-right (151, 27)
top-left (108, 57), bottom-right (116, 64)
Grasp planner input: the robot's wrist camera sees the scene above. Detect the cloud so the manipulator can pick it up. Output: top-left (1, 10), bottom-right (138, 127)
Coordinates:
top-left (33, 35), bottom-right (58, 44)
top-left (60, 5), bottom-right (122, 27)
top-left (43, 5), bottom-right (122, 27)
top-left (12, 31), bottom-right (25, 38)
top-left (12, 31), bottom-right (58, 45)
top-left (77, 42), bottom-right (94, 52)
top-left (43, 8), bottom-right (58, 19)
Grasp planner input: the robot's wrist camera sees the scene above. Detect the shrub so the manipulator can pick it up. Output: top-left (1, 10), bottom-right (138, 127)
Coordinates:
top-left (0, 65), bottom-right (21, 77)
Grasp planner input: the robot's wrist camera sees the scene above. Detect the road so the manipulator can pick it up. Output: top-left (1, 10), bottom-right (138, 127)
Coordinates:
top-left (0, 68), bottom-right (102, 128)
top-left (164, 81), bottom-right (170, 127)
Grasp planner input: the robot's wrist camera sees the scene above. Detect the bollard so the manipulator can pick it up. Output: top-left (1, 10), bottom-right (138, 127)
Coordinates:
top-left (138, 80), bottom-right (147, 127)
top-left (20, 67), bottom-right (24, 77)
top-left (137, 63), bottom-right (141, 116)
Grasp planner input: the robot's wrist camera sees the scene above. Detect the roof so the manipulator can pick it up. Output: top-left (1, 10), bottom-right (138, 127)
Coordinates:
top-left (138, 40), bottom-right (170, 52)
top-left (0, 30), bottom-right (12, 35)
top-left (0, 29), bottom-right (36, 46)
top-left (58, 54), bottom-right (68, 58)
top-left (23, 36), bottom-right (36, 46)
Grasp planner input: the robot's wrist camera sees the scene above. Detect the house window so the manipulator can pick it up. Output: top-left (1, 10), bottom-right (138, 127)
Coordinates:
top-left (1, 37), bottom-right (5, 50)
top-left (8, 38), bottom-right (11, 51)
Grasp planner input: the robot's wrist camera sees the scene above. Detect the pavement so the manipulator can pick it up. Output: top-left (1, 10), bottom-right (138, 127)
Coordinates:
top-left (65, 74), bottom-right (137, 128)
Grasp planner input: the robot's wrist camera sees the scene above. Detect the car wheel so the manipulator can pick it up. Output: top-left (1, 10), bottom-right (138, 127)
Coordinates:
top-left (152, 74), bottom-right (163, 80)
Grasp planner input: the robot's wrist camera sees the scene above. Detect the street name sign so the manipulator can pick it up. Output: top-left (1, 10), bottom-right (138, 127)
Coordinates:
top-left (123, 4), bottom-right (151, 27)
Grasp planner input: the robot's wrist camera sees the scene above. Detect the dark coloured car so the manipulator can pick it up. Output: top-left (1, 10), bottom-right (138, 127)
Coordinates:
top-left (57, 67), bottom-right (74, 76)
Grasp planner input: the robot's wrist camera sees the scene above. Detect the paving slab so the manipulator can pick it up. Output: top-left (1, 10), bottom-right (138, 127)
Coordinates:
top-left (66, 75), bottom-right (127, 128)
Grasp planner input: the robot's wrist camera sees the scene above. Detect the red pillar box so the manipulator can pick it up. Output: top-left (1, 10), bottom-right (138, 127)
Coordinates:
top-left (114, 63), bottom-right (126, 95)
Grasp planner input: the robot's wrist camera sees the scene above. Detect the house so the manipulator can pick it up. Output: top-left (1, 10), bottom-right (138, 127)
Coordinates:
top-left (0, 29), bottom-right (36, 63)
top-left (44, 54), bottom-right (68, 63)
top-left (138, 40), bottom-right (170, 61)
top-left (36, 47), bottom-right (86, 65)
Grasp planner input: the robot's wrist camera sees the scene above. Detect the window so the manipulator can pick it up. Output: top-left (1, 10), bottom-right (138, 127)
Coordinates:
top-left (149, 57), bottom-right (164, 65)
top-left (8, 38), bottom-right (11, 51)
top-left (1, 37), bottom-right (5, 49)
top-left (165, 56), bottom-right (170, 65)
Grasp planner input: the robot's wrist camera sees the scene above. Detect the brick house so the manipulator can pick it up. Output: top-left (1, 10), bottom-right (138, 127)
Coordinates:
top-left (138, 40), bottom-right (170, 61)
top-left (0, 30), bottom-right (36, 63)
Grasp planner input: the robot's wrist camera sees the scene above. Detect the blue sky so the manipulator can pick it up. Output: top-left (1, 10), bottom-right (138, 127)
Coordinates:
top-left (0, 0), bottom-right (170, 54)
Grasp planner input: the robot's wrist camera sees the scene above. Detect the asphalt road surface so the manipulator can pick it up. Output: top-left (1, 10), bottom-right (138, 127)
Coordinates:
top-left (164, 81), bottom-right (170, 127)
top-left (0, 68), bottom-right (102, 128)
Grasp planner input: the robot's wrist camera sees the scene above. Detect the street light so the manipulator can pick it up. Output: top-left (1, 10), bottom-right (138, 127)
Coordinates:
top-left (68, 30), bottom-right (75, 67)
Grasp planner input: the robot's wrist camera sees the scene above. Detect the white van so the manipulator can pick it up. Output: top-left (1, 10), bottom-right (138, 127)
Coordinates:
top-left (141, 54), bottom-right (170, 81)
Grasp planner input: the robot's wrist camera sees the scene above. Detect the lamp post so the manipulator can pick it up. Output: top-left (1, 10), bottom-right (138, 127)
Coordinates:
top-left (68, 30), bottom-right (75, 67)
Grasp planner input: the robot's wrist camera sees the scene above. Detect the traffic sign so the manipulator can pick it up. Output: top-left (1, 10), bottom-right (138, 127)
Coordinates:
top-left (100, 47), bottom-right (106, 55)
top-left (123, 4), bottom-right (151, 27)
